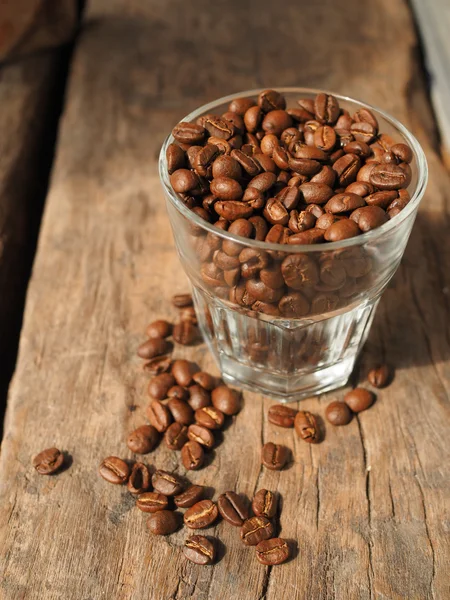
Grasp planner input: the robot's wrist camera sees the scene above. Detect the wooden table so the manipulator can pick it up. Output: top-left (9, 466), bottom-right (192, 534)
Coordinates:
top-left (1, 1), bottom-right (449, 598)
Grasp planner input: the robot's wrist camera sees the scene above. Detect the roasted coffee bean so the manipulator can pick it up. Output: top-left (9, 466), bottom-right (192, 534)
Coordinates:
top-left (316, 213), bottom-right (343, 230)
top-left (311, 165), bottom-right (336, 187)
top-left (137, 491), bottom-right (168, 512)
top-left (263, 198), bottom-right (289, 226)
top-left (173, 320), bottom-right (197, 345)
top-left (172, 293), bottom-right (193, 307)
top-left (212, 155), bottom-right (242, 180)
top-left (195, 406), bottom-right (225, 430)
top-left (356, 162), bottom-right (377, 183)
top-left (146, 400), bottom-right (172, 432)
top-left (98, 456), bottom-right (130, 484)
top-left (218, 491), bottom-right (249, 526)
top-left (143, 355), bottom-right (172, 376)
top-left (268, 404), bottom-right (297, 428)
top-left (181, 440), bottom-right (205, 470)
top-left (252, 489), bottom-right (277, 518)
top-left (258, 89), bottom-right (286, 112)
top-left (152, 470), bottom-right (184, 496)
top-left (165, 422), bottom-right (189, 450)
top-left (175, 485), bottom-right (205, 508)
top-left (272, 146), bottom-right (290, 170)
top-left (319, 258), bottom-right (346, 290)
top-left (311, 292), bottom-right (339, 313)
top-left (201, 262), bottom-right (225, 287)
top-left (244, 106), bottom-right (262, 132)
top-left (168, 385), bottom-right (189, 401)
top-left (258, 266), bottom-right (284, 291)
top-left (211, 386), bottom-right (241, 415)
top-left (166, 143), bottom-right (185, 174)
top-left (127, 425), bottom-right (159, 454)
top-left (194, 144), bottom-right (220, 177)
top-left (325, 401), bottom-right (353, 425)
top-left (333, 153), bottom-right (361, 187)
top-left (368, 364), bottom-right (391, 388)
top-left (350, 121), bottom-right (376, 144)
top-left (281, 254), bottom-right (318, 289)
top-left (146, 320), bottom-right (172, 340)
top-left (173, 122), bottom-right (206, 144)
top-left (369, 163), bottom-right (408, 190)
top-left (314, 125), bottom-right (336, 151)
top-left (147, 510), bottom-right (180, 535)
top-left (33, 447), bottom-right (64, 475)
top-left (324, 193), bottom-right (366, 214)
top-left (344, 388), bottom-right (375, 412)
top-left (350, 205), bottom-right (388, 232)
top-left (249, 172), bottom-right (277, 192)
top-left (179, 305), bottom-right (198, 324)
top-left (276, 186), bottom-right (300, 211)
top-left (252, 301), bottom-right (280, 316)
top-left (260, 133), bottom-right (280, 156)
top-left (229, 96), bottom-right (256, 116)
top-left (314, 93), bottom-right (339, 124)
top-left (170, 169), bottom-right (200, 194)
top-left (240, 516), bottom-right (274, 546)
top-left (184, 500), bottom-right (219, 529)
top-left (300, 182), bottom-right (334, 205)
top-left (365, 190), bottom-right (398, 208)
top-left (391, 143), bottom-right (412, 163)
top-left (266, 224), bottom-right (292, 245)
top-left (261, 442), bottom-right (289, 470)
top-left (127, 463), bottom-right (151, 495)
top-left (232, 150), bottom-right (261, 176)
top-left (278, 292), bottom-right (310, 317)
top-left (344, 140), bottom-right (371, 158)
top-left (148, 373), bottom-right (176, 400)
top-left (354, 107), bottom-right (378, 130)
top-left (262, 110), bottom-right (293, 136)
top-left (289, 157), bottom-right (321, 177)
top-left (137, 338), bottom-right (170, 360)
top-left (346, 181), bottom-right (375, 197)
top-left (256, 538), bottom-right (290, 565)
top-left (324, 219), bottom-right (360, 242)
top-left (215, 200), bottom-right (253, 221)
top-left (171, 359), bottom-right (196, 387)
top-left (222, 111), bottom-right (245, 135)
top-left (184, 535), bottom-right (215, 565)
top-left (210, 177), bottom-right (243, 201)
top-left (288, 228), bottom-right (325, 245)
top-left (203, 116), bottom-right (234, 140)
top-left (188, 384), bottom-right (211, 410)
top-left (288, 209), bottom-right (316, 234)
top-left (188, 424), bottom-right (215, 449)
top-left (294, 411), bottom-right (319, 443)
top-left (168, 398), bottom-right (194, 425)
top-left (239, 248), bottom-right (269, 280)
top-left (191, 371), bottom-right (216, 391)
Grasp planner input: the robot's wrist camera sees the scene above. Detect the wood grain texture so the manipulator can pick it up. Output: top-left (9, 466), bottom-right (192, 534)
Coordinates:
top-left (1, 1), bottom-right (449, 599)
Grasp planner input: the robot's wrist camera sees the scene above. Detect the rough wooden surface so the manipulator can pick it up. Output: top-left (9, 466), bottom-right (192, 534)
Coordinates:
top-left (1, 1), bottom-right (449, 599)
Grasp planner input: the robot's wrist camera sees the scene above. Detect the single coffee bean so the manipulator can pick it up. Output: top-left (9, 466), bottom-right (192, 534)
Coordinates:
top-left (350, 205), bottom-right (388, 232)
top-left (188, 424), bottom-right (215, 449)
top-left (127, 463), bottom-right (151, 495)
top-left (258, 89), bottom-right (286, 111)
top-left (137, 338), bottom-right (170, 360)
top-left (239, 248), bottom-right (270, 279)
top-left (333, 153), bottom-right (361, 187)
top-left (278, 292), bottom-right (310, 317)
top-left (184, 500), bottom-right (219, 529)
top-left (203, 116), bottom-right (235, 139)
top-left (168, 398), bottom-right (194, 425)
top-left (325, 401), bottom-right (353, 425)
top-left (244, 106), bottom-right (263, 133)
top-left (391, 143), bottom-right (413, 163)
top-left (369, 163), bottom-right (408, 190)
top-left (311, 165), bottom-right (336, 187)
top-left (263, 198), bottom-right (289, 226)
top-left (262, 110), bottom-right (293, 136)
top-left (316, 213), bottom-right (343, 230)
top-left (289, 157), bottom-right (322, 177)
top-left (143, 355), bottom-right (172, 376)
top-left (367, 364), bottom-right (391, 388)
top-left (260, 133), bottom-right (280, 156)
top-left (188, 384), bottom-right (211, 410)
top-left (215, 200), bottom-right (253, 221)
top-left (268, 404), bottom-right (297, 428)
top-left (184, 535), bottom-right (216, 565)
top-left (281, 253), bottom-right (319, 290)
top-left (288, 229), bottom-right (325, 245)
top-left (146, 510), bottom-right (180, 535)
top-left (365, 190), bottom-right (398, 209)
top-left (173, 320), bottom-right (197, 345)
top-left (192, 371), bottom-right (217, 391)
top-left (240, 516), bottom-right (274, 546)
top-left (324, 219), bottom-right (360, 242)
top-left (231, 149), bottom-right (261, 176)
top-left (98, 456), bottom-right (130, 484)
top-left (314, 93), bottom-right (339, 124)
top-left (179, 305), bottom-right (198, 324)
top-left (165, 422), bottom-right (189, 450)
top-left (324, 193), bottom-right (366, 214)
top-left (166, 143), bottom-right (185, 174)
top-left (146, 320), bottom-right (172, 339)
top-left (294, 411), bottom-right (319, 443)
top-left (181, 440), bottom-right (205, 470)
top-left (127, 425), bottom-right (159, 454)
top-left (311, 292), bottom-right (340, 313)
top-left (212, 155), bottom-right (242, 180)
top-left (245, 279), bottom-right (284, 304)
top-left (260, 265), bottom-right (285, 289)
top-left (299, 182), bottom-right (334, 205)
top-left (218, 491), bottom-right (249, 526)
top-left (146, 400), bottom-right (172, 433)
top-left (354, 107), bottom-right (379, 130)
top-left (148, 373), bottom-right (176, 400)
top-left (252, 489), bottom-right (277, 518)
top-left (211, 386), bottom-right (242, 415)
top-left (172, 293), bottom-right (193, 307)
top-left (345, 181), bottom-right (375, 197)
top-left (33, 447), bottom-right (64, 475)
top-left (344, 388), bottom-right (375, 412)
top-left (248, 171), bottom-right (277, 192)
top-left (314, 125), bottom-right (336, 151)
top-left (319, 258), bottom-right (347, 290)
top-left (350, 121), bottom-right (376, 144)
top-left (194, 144), bottom-right (220, 177)
top-left (344, 140), bottom-right (371, 158)
top-left (137, 491), bottom-right (168, 512)
top-left (229, 96), bottom-right (256, 116)
top-left (195, 406), bottom-right (225, 430)
top-left (174, 485), bottom-right (205, 508)
top-left (167, 385), bottom-right (189, 401)
top-left (172, 122), bottom-right (205, 144)
top-left (261, 442), bottom-right (290, 470)
top-left (210, 177), bottom-right (243, 201)
top-left (256, 538), bottom-right (290, 565)
top-left (152, 470), bottom-right (184, 496)
top-left (170, 169), bottom-right (200, 194)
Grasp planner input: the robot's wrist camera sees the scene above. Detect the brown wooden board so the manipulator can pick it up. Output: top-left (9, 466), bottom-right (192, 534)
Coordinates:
top-left (1, 1), bottom-right (449, 598)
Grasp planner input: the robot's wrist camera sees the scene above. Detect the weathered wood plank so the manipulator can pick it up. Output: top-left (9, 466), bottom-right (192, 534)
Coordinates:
top-left (1, 1), bottom-right (449, 599)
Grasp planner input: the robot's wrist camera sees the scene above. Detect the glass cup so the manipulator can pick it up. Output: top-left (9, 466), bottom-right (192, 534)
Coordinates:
top-left (159, 88), bottom-right (427, 401)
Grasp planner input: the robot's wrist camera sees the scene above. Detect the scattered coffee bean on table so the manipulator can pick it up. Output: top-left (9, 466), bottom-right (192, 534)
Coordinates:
top-left (367, 364), bottom-right (391, 388)
top-left (181, 440), bottom-right (205, 470)
top-left (252, 489), bottom-right (277, 519)
top-left (184, 535), bottom-right (216, 565)
top-left (136, 492), bottom-right (169, 513)
top-left (152, 470), bottom-right (184, 495)
top-left (184, 500), bottom-right (219, 529)
top-left (294, 411), bottom-right (320, 443)
top-left (325, 401), bottom-right (353, 425)
top-left (143, 355), bottom-right (172, 375)
top-left (240, 516), bottom-right (275, 546)
top-left (127, 463), bottom-right (150, 495)
top-left (255, 538), bottom-right (290, 565)
top-left (217, 491), bottom-right (249, 526)
top-left (172, 293), bottom-right (193, 307)
top-left (98, 456), bottom-right (130, 484)
top-left (32, 447), bottom-right (64, 475)
top-left (174, 485), bottom-right (205, 508)
top-left (268, 404), bottom-right (297, 428)
top-left (137, 338), bottom-right (171, 360)
top-left (148, 373), bottom-right (176, 400)
top-left (127, 425), bottom-right (159, 454)
top-left (172, 359), bottom-right (196, 387)
top-left (188, 385), bottom-right (211, 410)
top-left (261, 442), bottom-right (290, 470)
top-left (211, 386), bottom-right (242, 415)
top-left (195, 406), bottom-right (225, 430)
top-left (147, 400), bottom-right (172, 433)
top-left (147, 510), bottom-right (180, 535)
top-left (146, 320), bottom-right (173, 339)
top-left (187, 424), bottom-right (215, 449)
top-left (344, 388), bottom-right (375, 412)
top-left (165, 422), bottom-right (189, 450)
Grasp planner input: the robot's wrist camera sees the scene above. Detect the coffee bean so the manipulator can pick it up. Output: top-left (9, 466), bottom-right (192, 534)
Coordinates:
top-left (172, 293), bottom-right (193, 307)
top-left (276, 186), bottom-right (301, 211)
top-left (333, 153), bottom-right (361, 187)
top-left (268, 404), bottom-right (297, 428)
top-left (324, 219), bottom-right (360, 242)
top-left (172, 122), bottom-right (206, 144)
top-left (179, 305), bottom-right (198, 324)
top-left (278, 292), bottom-right (310, 317)
top-left (165, 422), bottom-right (189, 450)
top-left (173, 320), bottom-right (197, 345)
top-left (262, 110), bottom-right (293, 136)
top-left (147, 510), bottom-right (180, 535)
top-left (260, 265), bottom-right (285, 289)
top-left (266, 224), bottom-right (292, 245)
top-left (289, 157), bottom-right (322, 177)
top-left (184, 500), bottom-right (219, 529)
top-left (350, 205), bottom-right (388, 232)
top-left (137, 491), bottom-right (168, 512)
top-left (256, 538), bottom-right (290, 565)
top-left (365, 190), bottom-right (398, 208)
top-left (127, 425), bottom-right (159, 454)
top-left (288, 229), bottom-right (325, 245)
top-left (146, 320), bottom-right (172, 339)
top-left (212, 155), bottom-right (242, 180)
top-left (391, 143), bottom-right (412, 164)
top-left (127, 463), bottom-right (151, 495)
top-left (261, 442), bottom-right (289, 470)
top-left (184, 535), bottom-right (216, 565)
top-left (240, 516), bottom-right (274, 546)
top-left (324, 193), bottom-right (366, 214)
top-left (252, 489), bottom-right (277, 518)
top-left (171, 359), bottom-right (195, 388)
top-left (168, 385), bottom-right (189, 401)
top-left (143, 355), bottom-right (172, 376)
top-left (314, 125), bottom-right (336, 151)
top-left (260, 133), bottom-right (280, 156)
top-left (316, 213), bottom-right (343, 230)
top-left (218, 491), bottom-right (249, 526)
top-left (148, 373), bottom-right (176, 400)
top-left (170, 169), bottom-right (200, 194)
top-left (314, 93), bottom-right (339, 124)
top-left (350, 121), bottom-right (376, 144)
top-left (215, 200), bottom-right (253, 220)
top-left (231, 150), bottom-right (261, 176)
top-left (33, 447), bottom-right (64, 475)
top-left (248, 172), bottom-right (277, 192)
top-left (319, 258), bottom-right (347, 290)
top-left (195, 406), bottom-right (225, 430)
top-left (300, 182), bottom-right (334, 205)
top-left (263, 198), bottom-right (289, 226)
top-left (211, 386), bottom-right (242, 415)
top-left (147, 400), bottom-right (172, 432)
top-left (354, 107), bottom-right (378, 131)
top-left (281, 254), bottom-right (318, 290)
top-left (325, 401), bottom-right (353, 425)
top-left (98, 456), bottom-right (130, 484)
top-left (258, 89), bottom-right (286, 112)
top-left (181, 440), bottom-right (205, 470)
top-left (137, 338), bottom-right (170, 360)
top-left (190, 371), bottom-right (215, 391)
top-left (311, 165), bottom-right (336, 187)
top-left (294, 411), bottom-right (319, 443)
top-left (175, 485), bottom-right (205, 508)
top-left (344, 140), bottom-right (371, 158)
top-left (188, 384), bottom-right (211, 410)
top-left (368, 364), bottom-right (391, 388)
top-left (152, 470), bottom-right (184, 495)
top-left (188, 424), bottom-right (215, 449)
top-left (369, 163), bottom-right (408, 190)
top-left (229, 97), bottom-right (256, 116)
top-left (203, 116), bottom-right (234, 140)
top-left (166, 143), bottom-right (185, 174)
top-left (345, 388), bottom-right (375, 412)
top-left (244, 106), bottom-right (262, 132)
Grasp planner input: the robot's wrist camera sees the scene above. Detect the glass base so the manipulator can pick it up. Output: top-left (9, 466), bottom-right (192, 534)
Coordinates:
top-left (193, 287), bottom-right (379, 402)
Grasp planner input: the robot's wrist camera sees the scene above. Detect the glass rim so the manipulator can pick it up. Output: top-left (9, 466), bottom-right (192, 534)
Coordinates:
top-left (159, 87), bottom-right (428, 252)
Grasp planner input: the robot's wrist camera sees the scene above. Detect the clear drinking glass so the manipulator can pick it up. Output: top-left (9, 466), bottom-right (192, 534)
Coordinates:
top-left (159, 88), bottom-right (428, 401)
